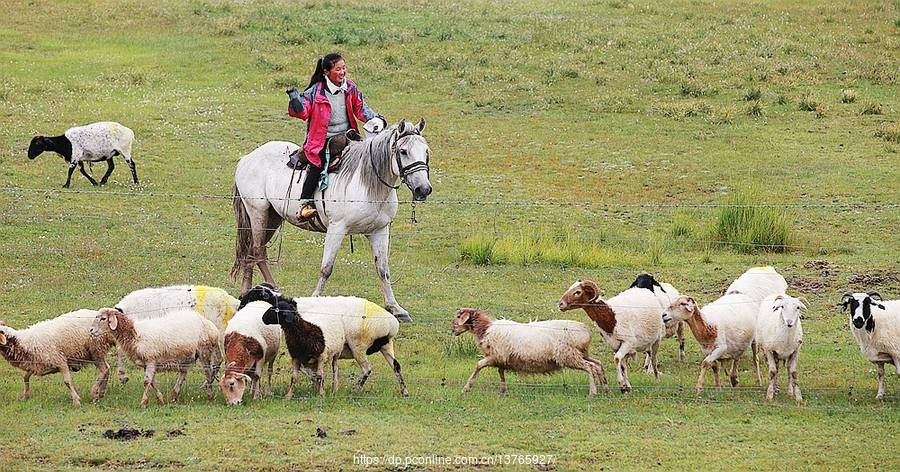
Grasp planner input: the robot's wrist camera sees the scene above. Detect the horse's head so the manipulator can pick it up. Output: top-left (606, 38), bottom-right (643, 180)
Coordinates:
top-left (392, 118), bottom-right (432, 201)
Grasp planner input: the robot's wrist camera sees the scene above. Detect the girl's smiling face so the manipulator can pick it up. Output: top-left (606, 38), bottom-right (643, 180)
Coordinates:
top-left (326, 59), bottom-right (347, 85)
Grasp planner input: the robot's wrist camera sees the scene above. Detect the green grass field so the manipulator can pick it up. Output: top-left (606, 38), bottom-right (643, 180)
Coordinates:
top-left (0, 0), bottom-right (898, 470)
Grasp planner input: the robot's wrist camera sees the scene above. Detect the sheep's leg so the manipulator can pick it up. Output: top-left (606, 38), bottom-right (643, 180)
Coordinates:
top-left (643, 353), bottom-right (652, 373)
top-left (202, 354), bottom-right (217, 401)
top-left (63, 163), bottom-right (77, 188)
top-left (91, 358), bottom-right (110, 401)
top-left (285, 362), bottom-right (299, 400)
top-left (78, 162), bottom-right (98, 186)
top-left (584, 356), bottom-right (609, 391)
top-left (116, 348), bottom-right (129, 384)
top-left (463, 358), bottom-right (493, 392)
top-left (892, 356), bottom-right (900, 377)
top-left (875, 362), bottom-right (886, 401)
top-left (312, 228), bottom-right (346, 297)
top-left (380, 343), bottom-right (408, 396)
top-left (787, 350), bottom-right (801, 403)
top-left (99, 158), bottom-right (114, 185)
top-left (614, 345), bottom-right (633, 393)
top-left (497, 368), bottom-right (508, 395)
top-left (171, 368), bottom-right (188, 403)
top-left (711, 362), bottom-right (722, 391)
top-left (677, 322), bottom-right (685, 363)
top-left (765, 351), bottom-right (778, 401)
top-left (314, 359), bottom-right (326, 397)
top-left (729, 358), bottom-right (740, 387)
top-left (649, 340), bottom-right (661, 381)
top-left (59, 363), bottom-right (82, 405)
top-left (22, 371), bottom-right (32, 401)
top-left (751, 340), bottom-right (762, 386)
top-left (353, 351), bottom-right (373, 390)
top-left (576, 360), bottom-right (598, 398)
top-left (265, 357), bottom-right (275, 397)
top-left (125, 157), bottom-right (139, 184)
top-left (141, 363), bottom-right (165, 408)
top-left (698, 345), bottom-right (727, 394)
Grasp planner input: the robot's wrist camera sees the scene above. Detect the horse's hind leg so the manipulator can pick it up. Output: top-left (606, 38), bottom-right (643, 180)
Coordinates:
top-left (366, 226), bottom-right (411, 322)
top-left (312, 227), bottom-right (346, 297)
top-left (255, 207), bottom-right (282, 287)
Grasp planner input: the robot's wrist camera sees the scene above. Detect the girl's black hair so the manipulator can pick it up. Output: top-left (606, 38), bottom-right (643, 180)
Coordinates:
top-left (307, 52), bottom-right (344, 88)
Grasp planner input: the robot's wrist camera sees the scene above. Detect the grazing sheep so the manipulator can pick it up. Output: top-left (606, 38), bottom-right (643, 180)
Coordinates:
top-left (90, 308), bottom-right (222, 408)
top-left (220, 301), bottom-right (281, 405)
top-left (0, 311), bottom-right (114, 404)
top-left (662, 293), bottom-right (759, 394)
top-left (113, 284), bottom-right (238, 384)
top-left (254, 290), bottom-right (408, 397)
top-left (756, 294), bottom-right (805, 402)
top-left (558, 279), bottom-right (665, 392)
top-left (631, 273), bottom-right (686, 370)
top-left (28, 121), bottom-right (138, 188)
top-left (725, 266), bottom-right (788, 305)
top-left (452, 308), bottom-right (607, 396)
top-left (841, 291), bottom-right (900, 400)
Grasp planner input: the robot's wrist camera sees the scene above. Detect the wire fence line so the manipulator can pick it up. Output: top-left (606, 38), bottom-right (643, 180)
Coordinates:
top-left (2, 186), bottom-right (898, 209)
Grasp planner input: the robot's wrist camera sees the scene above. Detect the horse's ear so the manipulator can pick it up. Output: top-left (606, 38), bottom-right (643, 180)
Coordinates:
top-left (416, 118), bottom-right (426, 133)
top-left (397, 120), bottom-right (407, 136)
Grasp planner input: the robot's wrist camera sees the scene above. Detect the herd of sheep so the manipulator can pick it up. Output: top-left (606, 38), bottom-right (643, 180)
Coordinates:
top-left (0, 267), bottom-right (897, 406)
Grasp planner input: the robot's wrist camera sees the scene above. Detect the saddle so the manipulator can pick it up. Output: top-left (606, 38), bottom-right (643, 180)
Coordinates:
top-left (287, 129), bottom-right (362, 172)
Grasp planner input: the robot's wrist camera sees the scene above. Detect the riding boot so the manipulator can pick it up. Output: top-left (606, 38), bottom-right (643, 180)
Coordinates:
top-left (297, 164), bottom-right (322, 220)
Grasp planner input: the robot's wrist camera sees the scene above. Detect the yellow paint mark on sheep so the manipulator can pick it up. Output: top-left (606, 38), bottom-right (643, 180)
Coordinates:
top-left (194, 285), bottom-right (210, 315)
top-left (749, 266), bottom-right (776, 273)
top-left (222, 298), bottom-right (237, 325)
top-left (360, 300), bottom-right (389, 339)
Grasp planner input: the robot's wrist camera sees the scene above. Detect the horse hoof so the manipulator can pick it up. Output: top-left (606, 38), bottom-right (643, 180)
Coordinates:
top-left (395, 313), bottom-right (413, 323)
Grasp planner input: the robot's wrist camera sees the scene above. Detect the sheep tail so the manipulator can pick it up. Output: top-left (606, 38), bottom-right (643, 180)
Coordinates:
top-left (230, 184), bottom-right (252, 281)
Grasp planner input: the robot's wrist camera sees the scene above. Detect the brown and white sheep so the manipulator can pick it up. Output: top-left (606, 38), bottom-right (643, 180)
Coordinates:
top-left (90, 308), bottom-right (222, 408)
top-left (220, 301), bottom-right (281, 405)
top-left (451, 308), bottom-right (607, 397)
top-left (0, 311), bottom-right (114, 405)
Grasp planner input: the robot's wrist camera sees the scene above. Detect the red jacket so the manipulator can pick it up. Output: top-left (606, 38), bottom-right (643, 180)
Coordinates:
top-left (288, 78), bottom-right (379, 167)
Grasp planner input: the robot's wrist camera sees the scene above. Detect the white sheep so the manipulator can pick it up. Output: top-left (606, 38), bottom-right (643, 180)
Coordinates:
top-left (28, 121), bottom-right (138, 188)
top-left (725, 266), bottom-right (788, 305)
top-left (841, 291), bottom-right (900, 400)
top-left (90, 308), bottom-right (222, 408)
top-left (451, 308), bottom-right (607, 396)
top-left (113, 284), bottom-right (239, 384)
top-left (558, 279), bottom-right (666, 392)
top-left (220, 301), bottom-right (281, 405)
top-left (0, 311), bottom-right (114, 404)
top-left (254, 290), bottom-right (408, 397)
top-left (629, 274), bottom-right (686, 370)
top-left (756, 294), bottom-right (805, 402)
top-left (663, 293), bottom-right (759, 393)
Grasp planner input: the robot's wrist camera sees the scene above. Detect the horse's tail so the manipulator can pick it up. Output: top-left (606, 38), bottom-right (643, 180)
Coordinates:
top-left (230, 183), bottom-right (252, 281)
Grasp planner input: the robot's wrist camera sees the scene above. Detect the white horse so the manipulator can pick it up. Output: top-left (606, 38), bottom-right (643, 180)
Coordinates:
top-left (231, 119), bottom-right (432, 322)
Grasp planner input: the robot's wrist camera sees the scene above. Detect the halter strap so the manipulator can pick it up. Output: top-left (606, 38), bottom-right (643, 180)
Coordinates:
top-left (370, 131), bottom-right (429, 190)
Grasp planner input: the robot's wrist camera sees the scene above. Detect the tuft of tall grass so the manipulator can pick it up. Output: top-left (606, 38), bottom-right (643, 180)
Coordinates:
top-left (840, 89), bottom-right (857, 103)
top-left (875, 123), bottom-right (900, 143)
top-left (443, 335), bottom-right (480, 358)
top-left (713, 193), bottom-right (793, 253)
top-left (746, 100), bottom-right (764, 117)
top-left (859, 102), bottom-right (883, 115)
top-left (670, 212), bottom-right (694, 239)
top-left (743, 88), bottom-right (762, 101)
top-left (459, 231), bottom-right (643, 269)
top-left (798, 95), bottom-right (819, 111)
top-left (459, 233), bottom-right (495, 265)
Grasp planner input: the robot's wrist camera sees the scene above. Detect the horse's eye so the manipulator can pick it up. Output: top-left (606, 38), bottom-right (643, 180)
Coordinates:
top-left (400, 149), bottom-right (408, 155)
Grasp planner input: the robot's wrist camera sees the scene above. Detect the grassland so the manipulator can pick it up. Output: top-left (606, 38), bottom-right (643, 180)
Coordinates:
top-left (0, 0), bottom-right (897, 470)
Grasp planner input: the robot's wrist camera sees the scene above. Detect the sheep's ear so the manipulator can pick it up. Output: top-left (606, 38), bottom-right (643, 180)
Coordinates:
top-left (227, 361), bottom-right (237, 368)
top-left (107, 314), bottom-right (118, 331)
top-left (0, 331), bottom-right (6, 345)
top-left (457, 309), bottom-right (471, 325)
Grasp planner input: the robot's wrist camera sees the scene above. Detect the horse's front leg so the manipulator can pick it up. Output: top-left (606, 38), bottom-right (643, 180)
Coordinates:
top-left (367, 227), bottom-right (411, 322)
top-left (312, 227), bottom-right (346, 296)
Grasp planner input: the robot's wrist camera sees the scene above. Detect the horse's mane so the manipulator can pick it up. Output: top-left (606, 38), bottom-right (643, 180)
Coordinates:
top-left (336, 125), bottom-right (401, 196)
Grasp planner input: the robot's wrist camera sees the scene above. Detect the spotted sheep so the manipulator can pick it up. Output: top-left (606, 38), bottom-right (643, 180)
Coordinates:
top-left (841, 291), bottom-right (900, 400)
top-left (451, 308), bottom-right (607, 396)
top-left (28, 121), bottom-right (138, 188)
top-left (756, 294), bottom-right (806, 402)
top-left (241, 285), bottom-right (408, 397)
top-left (0, 310), bottom-right (115, 405)
top-left (90, 308), bottom-right (222, 408)
top-left (220, 301), bottom-right (281, 405)
top-left (558, 278), bottom-right (668, 393)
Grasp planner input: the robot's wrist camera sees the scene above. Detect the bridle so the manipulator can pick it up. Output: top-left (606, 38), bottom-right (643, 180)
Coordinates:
top-left (370, 130), bottom-right (430, 190)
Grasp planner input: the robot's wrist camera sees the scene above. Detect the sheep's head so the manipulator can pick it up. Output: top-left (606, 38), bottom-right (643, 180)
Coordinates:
top-left (558, 279), bottom-right (602, 311)
top-left (219, 362), bottom-right (252, 405)
top-left (261, 299), bottom-right (297, 326)
top-left (663, 296), bottom-right (698, 324)
top-left (28, 136), bottom-right (48, 160)
top-left (772, 295), bottom-right (806, 329)
top-left (239, 283), bottom-right (281, 309)
top-left (841, 292), bottom-right (884, 332)
top-left (452, 308), bottom-right (480, 336)
top-left (91, 308), bottom-right (123, 336)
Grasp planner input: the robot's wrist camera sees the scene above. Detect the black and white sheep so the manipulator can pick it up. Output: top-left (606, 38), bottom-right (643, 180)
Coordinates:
top-left (841, 291), bottom-right (900, 400)
top-left (28, 121), bottom-right (138, 188)
top-left (0, 310), bottom-right (115, 404)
